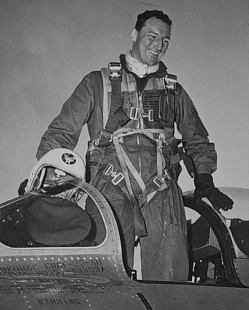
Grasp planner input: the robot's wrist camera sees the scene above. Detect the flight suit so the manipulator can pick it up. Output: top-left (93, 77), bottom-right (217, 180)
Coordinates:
top-left (37, 54), bottom-right (217, 281)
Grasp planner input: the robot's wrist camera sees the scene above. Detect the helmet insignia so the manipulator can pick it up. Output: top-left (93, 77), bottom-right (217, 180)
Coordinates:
top-left (62, 153), bottom-right (76, 165)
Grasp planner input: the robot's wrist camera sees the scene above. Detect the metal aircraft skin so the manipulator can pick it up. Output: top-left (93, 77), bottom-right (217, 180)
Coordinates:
top-left (0, 181), bottom-right (249, 310)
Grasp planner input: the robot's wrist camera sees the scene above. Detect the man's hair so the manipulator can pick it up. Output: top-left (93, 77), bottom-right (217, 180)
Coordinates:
top-left (135, 10), bottom-right (172, 32)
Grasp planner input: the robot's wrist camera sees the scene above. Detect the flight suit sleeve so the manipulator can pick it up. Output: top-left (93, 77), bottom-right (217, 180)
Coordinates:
top-left (36, 72), bottom-right (97, 160)
top-left (175, 84), bottom-right (217, 175)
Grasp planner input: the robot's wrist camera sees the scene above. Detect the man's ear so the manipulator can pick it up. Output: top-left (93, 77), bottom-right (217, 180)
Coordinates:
top-left (130, 28), bottom-right (137, 42)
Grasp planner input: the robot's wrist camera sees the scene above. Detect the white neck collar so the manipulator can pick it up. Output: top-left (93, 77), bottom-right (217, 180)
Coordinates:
top-left (125, 50), bottom-right (159, 78)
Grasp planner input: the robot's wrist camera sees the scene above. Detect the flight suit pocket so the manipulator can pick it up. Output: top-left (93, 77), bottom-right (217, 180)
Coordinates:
top-left (152, 192), bottom-right (181, 246)
top-left (168, 223), bottom-right (180, 247)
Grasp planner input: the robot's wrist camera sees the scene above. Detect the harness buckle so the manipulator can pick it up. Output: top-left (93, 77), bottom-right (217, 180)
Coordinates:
top-left (165, 74), bottom-right (177, 90)
top-left (103, 164), bottom-right (124, 185)
top-left (153, 175), bottom-right (165, 188)
top-left (153, 169), bottom-right (172, 188)
top-left (112, 172), bottom-right (125, 185)
top-left (130, 107), bottom-right (139, 120)
top-left (103, 163), bottom-right (114, 176)
top-left (108, 62), bottom-right (122, 80)
top-left (148, 110), bottom-right (154, 121)
top-left (163, 169), bottom-right (172, 180)
top-left (141, 110), bottom-right (154, 122)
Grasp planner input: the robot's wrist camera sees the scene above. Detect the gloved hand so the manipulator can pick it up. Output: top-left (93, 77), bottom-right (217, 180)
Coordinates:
top-left (194, 173), bottom-right (234, 211)
top-left (18, 179), bottom-right (28, 196)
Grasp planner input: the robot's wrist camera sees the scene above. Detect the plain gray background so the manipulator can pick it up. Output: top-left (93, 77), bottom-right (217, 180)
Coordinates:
top-left (0, 0), bottom-right (249, 202)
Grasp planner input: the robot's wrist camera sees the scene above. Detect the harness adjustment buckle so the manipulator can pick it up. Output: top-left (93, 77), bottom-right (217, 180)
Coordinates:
top-left (112, 172), bottom-right (125, 185)
top-left (163, 169), bottom-right (172, 180)
top-left (104, 163), bottom-right (124, 185)
top-left (142, 110), bottom-right (154, 122)
top-left (103, 163), bottom-right (113, 176)
top-left (108, 62), bottom-right (122, 80)
top-left (153, 175), bottom-right (165, 188)
top-left (153, 169), bottom-right (172, 188)
top-left (130, 107), bottom-right (139, 120)
top-left (148, 110), bottom-right (154, 121)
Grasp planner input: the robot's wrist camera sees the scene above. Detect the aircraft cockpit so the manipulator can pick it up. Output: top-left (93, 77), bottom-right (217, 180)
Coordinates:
top-left (1, 182), bottom-right (249, 287)
top-left (0, 181), bottom-right (106, 249)
top-left (0, 148), bottom-right (110, 251)
top-left (0, 149), bottom-right (248, 292)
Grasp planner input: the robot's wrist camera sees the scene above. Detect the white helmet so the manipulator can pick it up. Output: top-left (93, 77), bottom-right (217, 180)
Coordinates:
top-left (26, 148), bottom-right (85, 193)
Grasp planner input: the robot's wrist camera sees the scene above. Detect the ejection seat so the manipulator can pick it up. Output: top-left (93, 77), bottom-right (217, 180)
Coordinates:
top-left (0, 194), bottom-right (93, 248)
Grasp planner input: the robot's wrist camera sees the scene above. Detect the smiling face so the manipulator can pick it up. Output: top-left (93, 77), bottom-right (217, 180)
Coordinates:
top-left (130, 17), bottom-right (171, 66)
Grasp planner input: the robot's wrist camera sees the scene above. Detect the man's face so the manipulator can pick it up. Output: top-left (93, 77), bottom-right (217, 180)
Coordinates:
top-left (131, 17), bottom-right (171, 66)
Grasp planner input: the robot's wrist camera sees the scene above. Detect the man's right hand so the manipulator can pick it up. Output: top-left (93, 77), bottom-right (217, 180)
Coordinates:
top-left (18, 179), bottom-right (28, 195)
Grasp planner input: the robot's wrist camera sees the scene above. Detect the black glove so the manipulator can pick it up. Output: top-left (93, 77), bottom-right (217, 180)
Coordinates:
top-left (194, 173), bottom-right (234, 211)
top-left (18, 179), bottom-right (28, 196)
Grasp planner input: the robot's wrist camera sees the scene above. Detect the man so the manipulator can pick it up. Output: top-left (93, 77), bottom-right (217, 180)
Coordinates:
top-left (36, 10), bottom-right (233, 281)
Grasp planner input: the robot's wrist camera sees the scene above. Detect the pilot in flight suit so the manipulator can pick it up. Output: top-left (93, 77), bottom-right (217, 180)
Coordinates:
top-left (36, 10), bottom-right (233, 280)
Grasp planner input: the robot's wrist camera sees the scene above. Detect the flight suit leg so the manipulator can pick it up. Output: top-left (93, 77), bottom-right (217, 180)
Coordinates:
top-left (140, 180), bottom-right (189, 281)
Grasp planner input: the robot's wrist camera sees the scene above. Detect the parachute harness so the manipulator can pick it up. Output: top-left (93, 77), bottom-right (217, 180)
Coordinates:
top-left (87, 63), bottom-right (195, 236)
top-left (112, 127), bottom-right (170, 209)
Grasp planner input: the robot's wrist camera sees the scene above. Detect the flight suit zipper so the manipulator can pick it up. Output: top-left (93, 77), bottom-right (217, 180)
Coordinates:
top-left (137, 92), bottom-right (143, 177)
top-left (136, 76), bottom-right (150, 178)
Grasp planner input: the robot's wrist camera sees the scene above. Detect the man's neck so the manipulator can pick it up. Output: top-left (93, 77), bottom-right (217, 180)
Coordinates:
top-left (125, 50), bottom-right (159, 78)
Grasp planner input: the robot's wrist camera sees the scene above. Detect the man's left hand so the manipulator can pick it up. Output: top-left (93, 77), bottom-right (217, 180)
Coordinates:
top-left (194, 174), bottom-right (234, 211)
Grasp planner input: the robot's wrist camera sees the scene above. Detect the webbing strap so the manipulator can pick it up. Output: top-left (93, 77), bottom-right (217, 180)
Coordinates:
top-left (156, 138), bottom-right (165, 178)
top-left (99, 69), bottom-right (130, 146)
top-left (113, 136), bottom-right (147, 206)
top-left (113, 130), bottom-right (169, 209)
top-left (113, 127), bottom-right (164, 141)
top-left (101, 68), bottom-right (110, 128)
top-left (115, 140), bottom-right (168, 207)
top-left (104, 79), bottom-right (122, 134)
top-left (146, 181), bottom-right (167, 205)
top-left (103, 161), bottom-right (147, 237)
top-left (112, 137), bottom-right (148, 236)
top-left (113, 127), bottom-right (166, 179)
top-left (114, 142), bottom-right (136, 204)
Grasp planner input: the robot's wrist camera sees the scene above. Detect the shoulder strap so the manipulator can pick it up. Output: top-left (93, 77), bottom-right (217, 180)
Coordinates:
top-left (165, 73), bottom-right (177, 91)
top-left (101, 67), bottom-right (111, 128)
top-left (99, 63), bottom-right (129, 146)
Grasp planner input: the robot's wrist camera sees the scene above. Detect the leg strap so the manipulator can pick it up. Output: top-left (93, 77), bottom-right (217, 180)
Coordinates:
top-left (112, 133), bottom-right (170, 208)
top-left (113, 135), bottom-right (147, 206)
